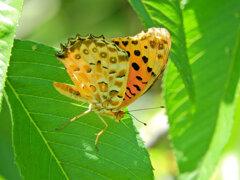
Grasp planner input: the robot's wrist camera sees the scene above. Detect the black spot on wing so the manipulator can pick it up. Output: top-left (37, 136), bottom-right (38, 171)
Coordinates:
top-left (126, 51), bottom-right (130, 57)
top-left (113, 41), bottom-right (119, 45)
top-left (136, 76), bottom-right (142, 81)
top-left (142, 56), bottom-right (148, 63)
top-left (103, 66), bottom-right (108, 69)
top-left (125, 92), bottom-right (131, 99)
top-left (133, 84), bottom-right (141, 91)
top-left (132, 40), bottom-right (138, 45)
top-left (109, 70), bottom-right (116, 74)
top-left (122, 41), bottom-right (129, 46)
top-left (132, 63), bottom-right (140, 71)
top-left (134, 50), bottom-right (140, 56)
top-left (127, 87), bottom-right (136, 96)
top-left (152, 72), bottom-right (156, 77)
top-left (116, 74), bottom-right (125, 78)
top-left (147, 67), bottom-right (152, 72)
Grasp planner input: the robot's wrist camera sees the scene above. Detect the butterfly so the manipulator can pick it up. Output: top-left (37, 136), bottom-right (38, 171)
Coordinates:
top-left (54, 27), bottom-right (171, 150)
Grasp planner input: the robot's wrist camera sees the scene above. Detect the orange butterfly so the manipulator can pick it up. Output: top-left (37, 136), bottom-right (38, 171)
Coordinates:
top-left (54, 27), bottom-right (171, 150)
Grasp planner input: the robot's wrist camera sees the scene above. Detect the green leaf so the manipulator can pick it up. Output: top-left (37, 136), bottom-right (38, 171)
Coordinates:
top-left (197, 25), bottom-right (240, 180)
top-left (129, 0), bottom-right (240, 179)
top-left (5, 40), bottom-right (153, 180)
top-left (0, 174), bottom-right (6, 180)
top-left (128, 0), bottom-right (196, 108)
top-left (0, 96), bottom-right (21, 180)
top-left (0, 0), bottom-right (23, 109)
top-left (224, 73), bottom-right (240, 159)
top-left (164, 0), bottom-right (239, 179)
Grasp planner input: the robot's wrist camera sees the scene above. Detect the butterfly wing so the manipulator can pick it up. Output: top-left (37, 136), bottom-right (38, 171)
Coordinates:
top-left (54, 35), bottom-right (129, 110)
top-left (54, 82), bottom-right (87, 102)
top-left (111, 28), bottom-right (171, 109)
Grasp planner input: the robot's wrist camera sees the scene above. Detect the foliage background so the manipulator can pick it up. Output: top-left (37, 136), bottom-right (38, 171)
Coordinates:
top-left (0, 0), bottom-right (239, 179)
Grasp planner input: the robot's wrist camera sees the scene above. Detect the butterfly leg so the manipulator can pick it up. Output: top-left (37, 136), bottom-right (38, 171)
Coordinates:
top-left (95, 113), bottom-right (108, 151)
top-left (56, 104), bottom-right (92, 130)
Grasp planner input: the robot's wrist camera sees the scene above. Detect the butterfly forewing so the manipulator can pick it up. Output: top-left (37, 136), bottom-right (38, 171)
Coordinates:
top-left (111, 28), bottom-right (171, 108)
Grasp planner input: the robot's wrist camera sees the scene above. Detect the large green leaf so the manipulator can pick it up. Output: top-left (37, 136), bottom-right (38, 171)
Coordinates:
top-left (197, 25), bottom-right (240, 180)
top-left (167, 1), bottom-right (239, 179)
top-left (129, 0), bottom-right (240, 179)
top-left (0, 0), bottom-right (23, 109)
top-left (4, 40), bottom-right (153, 179)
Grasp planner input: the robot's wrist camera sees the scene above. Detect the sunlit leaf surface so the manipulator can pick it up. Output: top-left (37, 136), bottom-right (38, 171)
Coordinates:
top-left (0, 0), bottom-right (23, 108)
top-left (5, 40), bottom-right (154, 180)
top-left (129, 0), bottom-right (240, 179)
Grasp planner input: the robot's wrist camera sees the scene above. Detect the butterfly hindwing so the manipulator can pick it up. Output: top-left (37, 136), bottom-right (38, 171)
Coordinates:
top-left (55, 35), bottom-right (129, 109)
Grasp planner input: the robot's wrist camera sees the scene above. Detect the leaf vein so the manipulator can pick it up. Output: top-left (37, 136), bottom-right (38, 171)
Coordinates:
top-left (6, 80), bottom-right (70, 180)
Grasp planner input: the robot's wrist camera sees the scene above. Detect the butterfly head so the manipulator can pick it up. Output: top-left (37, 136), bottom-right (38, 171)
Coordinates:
top-left (114, 111), bottom-right (125, 121)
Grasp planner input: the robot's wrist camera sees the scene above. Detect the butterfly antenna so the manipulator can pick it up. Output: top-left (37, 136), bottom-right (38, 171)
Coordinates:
top-left (128, 113), bottom-right (147, 126)
top-left (128, 106), bottom-right (165, 113)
